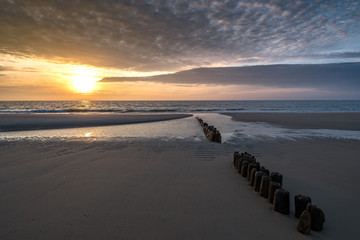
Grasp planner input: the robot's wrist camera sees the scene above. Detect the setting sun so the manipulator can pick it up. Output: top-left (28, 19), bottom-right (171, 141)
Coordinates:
top-left (71, 66), bottom-right (99, 93)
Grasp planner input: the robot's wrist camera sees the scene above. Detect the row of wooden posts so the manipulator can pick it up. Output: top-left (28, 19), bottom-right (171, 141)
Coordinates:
top-left (233, 151), bottom-right (325, 235)
top-left (196, 117), bottom-right (221, 143)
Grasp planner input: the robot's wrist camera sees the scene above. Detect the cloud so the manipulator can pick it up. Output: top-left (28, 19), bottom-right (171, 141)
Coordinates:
top-left (327, 51), bottom-right (360, 59)
top-left (0, 66), bottom-right (11, 71)
top-left (100, 62), bottom-right (360, 91)
top-left (0, 65), bottom-right (40, 73)
top-left (0, 65), bottom-right (13, 75)
top-left (0, 0), bottom-right (359, 71)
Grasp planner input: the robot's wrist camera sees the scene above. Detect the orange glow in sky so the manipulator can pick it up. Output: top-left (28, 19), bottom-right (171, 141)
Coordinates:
top-left (0, 54), bottom-right (175, 100)
top-left (70, 66), bottom-right (99, 93)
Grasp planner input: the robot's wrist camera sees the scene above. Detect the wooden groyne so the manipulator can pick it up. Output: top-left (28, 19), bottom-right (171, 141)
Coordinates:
top-left (233, 151), bottom-right (325, 235)
top-left (196, 117), bottom-right (221, 143)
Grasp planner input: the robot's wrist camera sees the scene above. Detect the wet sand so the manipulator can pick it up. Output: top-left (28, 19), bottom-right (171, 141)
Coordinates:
top-left (222, 112), bottom-right (360, 130)
top-left (0, 113), bottom-right (192, 132)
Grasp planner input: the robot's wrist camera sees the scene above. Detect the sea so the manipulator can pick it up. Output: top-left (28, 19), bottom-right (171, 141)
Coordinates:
top-left (1, 100), bottom-right (360, 142)
top-left (1, 100), bottom-right (360, 113)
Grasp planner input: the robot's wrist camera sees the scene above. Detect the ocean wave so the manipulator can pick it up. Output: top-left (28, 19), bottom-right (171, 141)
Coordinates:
top-left (0, 110), bottom-right (66, 113)
top-left (122, 109), bottom-right (177, 113)
top-left (0, 108), bottom-right (179, 114)
top-left (1, 100), bottom-right (360, 114)
top-left (189, 108), bottom-right (246, 112)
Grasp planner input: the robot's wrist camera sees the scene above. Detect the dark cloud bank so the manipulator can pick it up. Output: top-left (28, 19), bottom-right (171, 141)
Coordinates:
top-left (101, 62), bottom-right (360, 91)
top-left (1, 0), bottom-right (360, 71)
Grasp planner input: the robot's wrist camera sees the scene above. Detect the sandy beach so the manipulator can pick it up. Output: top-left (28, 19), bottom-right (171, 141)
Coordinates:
top-left (1, 113), bottom-right (360, 239)
top-left (222, 112), bottom-right (360, 130)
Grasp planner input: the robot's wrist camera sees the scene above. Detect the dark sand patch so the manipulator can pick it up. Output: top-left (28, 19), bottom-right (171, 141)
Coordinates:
top-left (0, 113), bottom-right (192, 132)
top-left (222, 112), bottom-right (360, 130)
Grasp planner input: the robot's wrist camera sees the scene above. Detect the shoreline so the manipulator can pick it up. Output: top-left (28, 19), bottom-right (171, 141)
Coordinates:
top-left (222, 112), bottom-right (360, 131)
top-left (0, 113), bottom-right (192, 132)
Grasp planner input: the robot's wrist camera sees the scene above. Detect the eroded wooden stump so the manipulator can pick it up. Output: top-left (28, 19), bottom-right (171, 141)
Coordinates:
top-left (268, 181), bottom-right (282, 204)
top-left (273, 188), bottom-right (290, 215)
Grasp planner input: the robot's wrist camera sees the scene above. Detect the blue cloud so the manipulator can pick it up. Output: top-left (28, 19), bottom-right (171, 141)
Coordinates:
top-left (101, 63), bottom-right (360, 91)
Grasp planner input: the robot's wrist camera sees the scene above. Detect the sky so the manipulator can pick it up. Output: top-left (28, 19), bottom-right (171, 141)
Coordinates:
top-left (0, 0), bottom-right (359, 100)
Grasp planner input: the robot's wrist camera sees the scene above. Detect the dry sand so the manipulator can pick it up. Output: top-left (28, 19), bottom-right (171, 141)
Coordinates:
top-left (1, 113), bottom-right (359, 239)
top-left (0, 113), bottom-right (192, 132)
top-left (223, 112), bottom-right (360, 130)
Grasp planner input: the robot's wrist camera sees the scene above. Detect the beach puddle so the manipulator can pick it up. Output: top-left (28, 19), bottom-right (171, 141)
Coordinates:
top-left (1, 113), bottom-right (360, 143)
top-left (195, 113), bottom-right (360, 144)
top-left (0, 116), bottom-right (204, 142)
